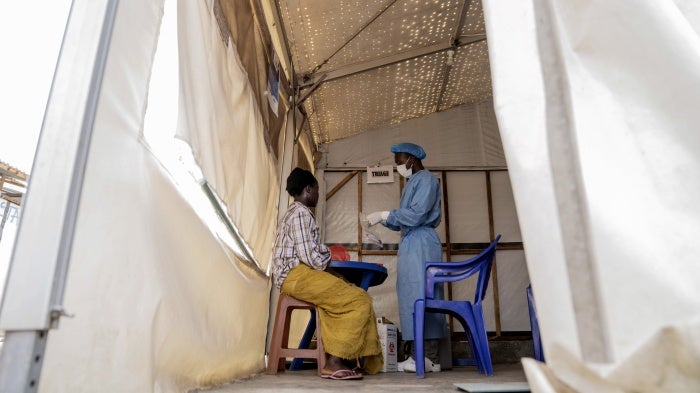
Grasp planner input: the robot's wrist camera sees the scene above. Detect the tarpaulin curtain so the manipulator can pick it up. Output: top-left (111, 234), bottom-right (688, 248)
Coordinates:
top-left (177, 0), bottom-right (279, 271)
top-left (483, 0), bottom-right (700, 391)
top-left (38, 0), bottom-right (271, 391)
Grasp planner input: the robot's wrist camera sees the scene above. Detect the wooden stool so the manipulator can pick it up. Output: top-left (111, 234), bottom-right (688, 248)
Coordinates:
top-left (266, 294), bottom-right (326, 375)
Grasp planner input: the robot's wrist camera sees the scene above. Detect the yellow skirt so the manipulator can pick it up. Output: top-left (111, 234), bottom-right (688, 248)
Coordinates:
top-left (281, 263), bottom-right (384, 374)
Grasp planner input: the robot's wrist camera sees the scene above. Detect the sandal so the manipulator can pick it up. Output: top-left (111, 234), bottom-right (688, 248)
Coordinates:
top-left (352, 366), bottom-right (367, 375)
top-left (320, 369), bottom-right (363, 380)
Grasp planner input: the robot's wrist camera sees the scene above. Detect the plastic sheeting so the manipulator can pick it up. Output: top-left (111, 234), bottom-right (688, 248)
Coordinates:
top-left (215, 0), bottom-right (287, 153)
top-left (484, 0), bottom-right (700, 390)
top-left (37, 0), bottom-right (270, 391)
top-left (320, 101), bottom-right (505, 169)
top-left (176, 0), bottom-right (279, 271)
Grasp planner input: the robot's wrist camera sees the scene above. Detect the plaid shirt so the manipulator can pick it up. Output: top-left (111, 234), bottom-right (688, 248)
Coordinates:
top-left (271, 201), bottom-right (330, 289)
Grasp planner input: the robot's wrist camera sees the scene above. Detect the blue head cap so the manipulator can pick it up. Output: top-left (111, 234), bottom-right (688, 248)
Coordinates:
top-left (390, 142), bottom-right (426, 159)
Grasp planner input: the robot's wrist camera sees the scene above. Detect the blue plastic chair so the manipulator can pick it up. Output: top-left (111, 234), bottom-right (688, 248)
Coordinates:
top-left (414, 235), bottom-right (501, 378)
top-left (527, 284), bottom-right (545, 362)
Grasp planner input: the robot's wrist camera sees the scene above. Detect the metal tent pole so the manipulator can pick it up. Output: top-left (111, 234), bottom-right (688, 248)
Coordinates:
top-left (0, 1), bottom-right (120, 391)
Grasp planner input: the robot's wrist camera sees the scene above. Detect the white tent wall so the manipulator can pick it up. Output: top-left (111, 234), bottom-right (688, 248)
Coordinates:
top-left (484, 0), bottom-right (700, 391)
top-left (176, 0), bottom-right (280, 272)
top-left (321, 102), bottom-right (506, 169)
top-left (35, 0), bottom-right (271, 391)
top-left (319, 100), bottom-right (530, 336)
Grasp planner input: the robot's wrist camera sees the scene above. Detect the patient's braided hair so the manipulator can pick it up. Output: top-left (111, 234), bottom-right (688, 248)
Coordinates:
top-left (286, 167), bottom-right (317, 196)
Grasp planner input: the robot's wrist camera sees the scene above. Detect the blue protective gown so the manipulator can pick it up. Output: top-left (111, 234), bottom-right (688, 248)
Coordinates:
top-left (384, 169), bottom-right (447, 341)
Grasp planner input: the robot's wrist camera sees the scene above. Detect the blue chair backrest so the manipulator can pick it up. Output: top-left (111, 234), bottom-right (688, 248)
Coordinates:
top-left (473, 235), bottom-right (500, 304)
top-left (424, 235), bottom-right (501, 304)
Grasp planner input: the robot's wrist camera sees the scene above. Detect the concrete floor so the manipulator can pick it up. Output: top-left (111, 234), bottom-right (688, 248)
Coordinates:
top-left (198, 363), bottom-right (528, 393)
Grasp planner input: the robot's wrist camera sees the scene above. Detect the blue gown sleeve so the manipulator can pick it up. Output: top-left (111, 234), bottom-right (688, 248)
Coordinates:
top-left (385, 174), bottom-right (439, 228)
top-left (384, 221), bottom-right (401, 231)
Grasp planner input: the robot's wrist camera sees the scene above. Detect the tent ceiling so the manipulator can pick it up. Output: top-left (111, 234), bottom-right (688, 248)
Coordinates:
top-left (275, 0), bottom-right (492, 144)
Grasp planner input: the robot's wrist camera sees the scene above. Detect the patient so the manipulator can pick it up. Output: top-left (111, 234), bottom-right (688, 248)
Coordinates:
top-left (271, 167), bottom-right (383, 380)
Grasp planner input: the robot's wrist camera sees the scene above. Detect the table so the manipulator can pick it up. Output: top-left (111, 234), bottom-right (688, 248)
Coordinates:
top-left (328, 260), bottom-right (388, 290)
top-left (290, 260), bottom-right (388, 370)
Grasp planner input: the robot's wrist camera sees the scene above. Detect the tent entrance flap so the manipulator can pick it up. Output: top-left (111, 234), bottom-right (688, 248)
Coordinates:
top-left (0, 0), bottom-right (120, 390)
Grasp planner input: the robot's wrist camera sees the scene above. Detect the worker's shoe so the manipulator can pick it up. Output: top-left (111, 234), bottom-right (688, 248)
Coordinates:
top-left (397, 356), bottom-right (441, 373)
top-left (397, 356), bottom-right (414, 372)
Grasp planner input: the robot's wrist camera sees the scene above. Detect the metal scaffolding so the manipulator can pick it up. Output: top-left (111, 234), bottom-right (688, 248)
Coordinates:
top-left (0, 161), bottom-right (27, 243)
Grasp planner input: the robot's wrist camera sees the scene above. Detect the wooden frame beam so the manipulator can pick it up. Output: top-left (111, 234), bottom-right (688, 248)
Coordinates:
top-left (326, 170), bottom-right (359, 200)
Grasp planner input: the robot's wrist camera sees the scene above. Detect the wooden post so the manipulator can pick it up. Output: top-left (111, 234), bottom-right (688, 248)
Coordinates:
top-left (441, 171), bottom-right (455, 334)
top-left (486, 171), bottom-right (501, 337)
top-left (357, 172), bottom-right (363, 261)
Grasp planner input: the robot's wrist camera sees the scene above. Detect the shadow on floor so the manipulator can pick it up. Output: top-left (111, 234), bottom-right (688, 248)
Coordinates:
top-left (198, 363), bottom-right (528, 393)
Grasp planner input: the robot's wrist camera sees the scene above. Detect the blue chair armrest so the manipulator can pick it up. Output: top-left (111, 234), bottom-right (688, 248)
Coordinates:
top-left (423, 235), bottom-right (501, 300)
top-left (425, 261), bottom-right (482, 299)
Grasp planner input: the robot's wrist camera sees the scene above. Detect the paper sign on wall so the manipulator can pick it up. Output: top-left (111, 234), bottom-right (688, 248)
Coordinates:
top-left (367, 165), bottom-right (394, 184)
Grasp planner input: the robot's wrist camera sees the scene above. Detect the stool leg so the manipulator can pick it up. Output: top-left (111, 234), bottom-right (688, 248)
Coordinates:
top-left (290, 309), bottom-right (316, 370)
top-left (266, 296), bottom-right (288, 374)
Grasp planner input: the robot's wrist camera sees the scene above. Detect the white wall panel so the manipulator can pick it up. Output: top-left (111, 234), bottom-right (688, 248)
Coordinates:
top-left (324, 171), bottom-right (359, 244)
top-left (360, 171), bottom-right (401, 246)
top-left (322, 101), bottom-right (507, 169)
top-left (445, 172), bottom-right (490, 243)
top-left (491, 171), bottom-right (522, 242)
top-left (496, 250), bottom-right (530, 331)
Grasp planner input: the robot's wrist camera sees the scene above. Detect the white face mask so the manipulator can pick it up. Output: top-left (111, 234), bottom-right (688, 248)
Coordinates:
top-left (397, 159), bottom-right (413, 178)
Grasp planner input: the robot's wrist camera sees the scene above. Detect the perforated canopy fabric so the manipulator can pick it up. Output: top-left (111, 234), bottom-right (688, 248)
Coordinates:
top-left (277, 0), bottom-right (492, 144)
